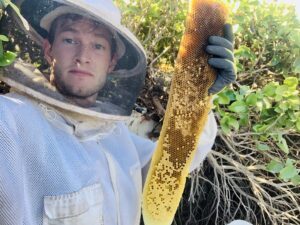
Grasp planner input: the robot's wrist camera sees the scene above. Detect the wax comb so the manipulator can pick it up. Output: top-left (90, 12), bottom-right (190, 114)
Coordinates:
top-left (142, 1), bottom-right (229, 225)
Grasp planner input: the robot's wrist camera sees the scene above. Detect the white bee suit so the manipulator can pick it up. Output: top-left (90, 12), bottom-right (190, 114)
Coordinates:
top-left (0, 92), bottom-right (217, 225)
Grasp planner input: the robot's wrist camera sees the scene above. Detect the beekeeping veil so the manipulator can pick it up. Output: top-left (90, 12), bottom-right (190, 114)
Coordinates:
top-left (0, 0), bottom-right (147, 122)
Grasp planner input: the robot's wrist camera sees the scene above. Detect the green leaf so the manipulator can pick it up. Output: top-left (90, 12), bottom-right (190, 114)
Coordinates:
top-left (278, 143), bottom-right (290, 155)
top-left (279, 165), bottom-right (298, 182)
top-left (278, 101), bottom-right (289, 112)
top-left (220, 122), bottom-right (230, 134)
top-left (235, 94), bottom-right (244, 101)
top-left (293, 57), bottom-right (300, 73)
top-left (229, 101), bottom-right (248, 113)
top-left (275, 85), bottom-right (289, 96)
top-left (285, 159), bottom-right (295, 166)
top-left (287, 95), bottom-right (300, 110)
top-left (291, 175), bottom-right (300, 185)
top-left (287, 110), bottom-right (297, 121)
top-left (220, 114), bottom-right (240, 133)
top-left (0, 35), bottom-right (9, 42)
top-left (228, 117), bottom-right (239, 131)
top-left (266, 160), bottom-right (284, 173)
top-left (277, 136), bottom-right (289, 154)
top-left (239, 85), bottom-right (251, 96)
top-left (262, 82), bottom-right (277, 97)
top-left (284, 77), bottom-right (298, 90)
top-left (239, 113), bottom-right (249, 126)
top-left (223, 89), bottom-right (236, 101)
top-left (263, 97), bottom-right (272, 109)
top-left (275, 94), bottom-right (282, 102)
top-left (4, 51), bottom-right (16, 60)
top-left (274, 105), bottom-right (283, 113)
top-left (217, 92), bottom-right (230, 105)
top-left (253, 124), bottom-right (268, 133)
top-left (234, 46), bottom-right (256, 62)
top-left (246, 93), bottom-right (258, 106)
top-left (0, 51), bottom-right (17, 67)
top-left (236, 62), bottom-right (244, 73)
top-left (256, 100), bottom-right (264, 112)
top-left (256, 143), bottom-right (270, 151)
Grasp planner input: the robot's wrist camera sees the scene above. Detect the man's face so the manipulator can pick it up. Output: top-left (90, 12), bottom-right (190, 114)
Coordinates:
top-left (44, 18), bottom-right (116, 106)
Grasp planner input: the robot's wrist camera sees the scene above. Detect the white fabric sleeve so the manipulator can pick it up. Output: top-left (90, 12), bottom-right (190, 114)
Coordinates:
top-left (129, 131), bottom-right (156, 168)
top-left (0, 116), bottom-right (24, 225)
top-left (188, 111), bottom-right (217, 172)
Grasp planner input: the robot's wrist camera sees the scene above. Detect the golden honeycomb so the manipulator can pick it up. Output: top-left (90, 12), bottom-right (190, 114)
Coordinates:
top-left (142, 1), bottom-right (229, 225)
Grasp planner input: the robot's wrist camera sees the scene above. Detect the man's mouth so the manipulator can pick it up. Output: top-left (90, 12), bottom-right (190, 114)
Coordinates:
top-left (69, 69), bottom-right (94, 77)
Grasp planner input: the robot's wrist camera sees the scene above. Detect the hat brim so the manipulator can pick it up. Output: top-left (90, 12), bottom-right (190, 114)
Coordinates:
top-left (40, 6), bottom-right (127, 60)
top-left (18, 0), bottom-right (147, 78)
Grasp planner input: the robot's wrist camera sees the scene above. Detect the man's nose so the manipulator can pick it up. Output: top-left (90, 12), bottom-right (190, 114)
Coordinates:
top-left (75, 44), bottom-right (91, 64)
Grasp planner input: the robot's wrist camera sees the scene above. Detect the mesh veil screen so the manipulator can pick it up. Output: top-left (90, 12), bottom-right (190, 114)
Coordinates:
top-left (142, 1), bottom-right (229, 224)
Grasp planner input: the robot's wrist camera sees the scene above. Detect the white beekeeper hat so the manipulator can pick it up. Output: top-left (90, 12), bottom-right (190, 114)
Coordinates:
top-left (17, 0), bottom-right (147, 77)
top-left (40, 2), bottom-right (127, 60)
top-left (1, 0), bottom-right (148, 120)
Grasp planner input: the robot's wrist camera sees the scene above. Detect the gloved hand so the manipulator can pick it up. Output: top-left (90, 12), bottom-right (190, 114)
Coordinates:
top-left (206, 24), bottom-right (236, 94)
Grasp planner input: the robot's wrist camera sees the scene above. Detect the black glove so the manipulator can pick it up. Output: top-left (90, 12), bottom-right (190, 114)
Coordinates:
top-left (206, 24), bottom-right (236, 94)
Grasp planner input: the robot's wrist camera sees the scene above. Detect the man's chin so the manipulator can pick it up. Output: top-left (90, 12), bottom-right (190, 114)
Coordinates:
top-left (62, 91), bottom-right (99, 107)
top-left (67, 90), bottom-right (98, 99)
top-left (57, 87), bottom-right (97, 99)
top-left (54, 79), bottom-right (102, 103)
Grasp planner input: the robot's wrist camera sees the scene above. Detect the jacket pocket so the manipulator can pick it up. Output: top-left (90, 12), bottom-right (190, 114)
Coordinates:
top-left (43, 183), bottom-right (104, 225)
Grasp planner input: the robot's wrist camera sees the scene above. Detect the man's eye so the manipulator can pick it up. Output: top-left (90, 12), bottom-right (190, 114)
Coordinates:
top-left (95, 44), bottom-right (104, 50)
top-left (63, 38), bottom-right (76, 44)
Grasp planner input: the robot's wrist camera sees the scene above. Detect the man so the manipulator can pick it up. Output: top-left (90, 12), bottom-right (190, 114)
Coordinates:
top-left (0, 0), bottom-right (236, 224)
top-left (43, 14), bottom-right (118, 108)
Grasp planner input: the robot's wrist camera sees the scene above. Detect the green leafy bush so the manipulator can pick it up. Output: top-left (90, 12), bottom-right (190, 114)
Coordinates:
top-left (115, 0), bottom-right (188, 65)
top-left (232, 0), bottom-right (300, 84)
top-left (214, 76), bottom-right (300, 184)
top-left (216, 0), bottom-right (299, 188)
